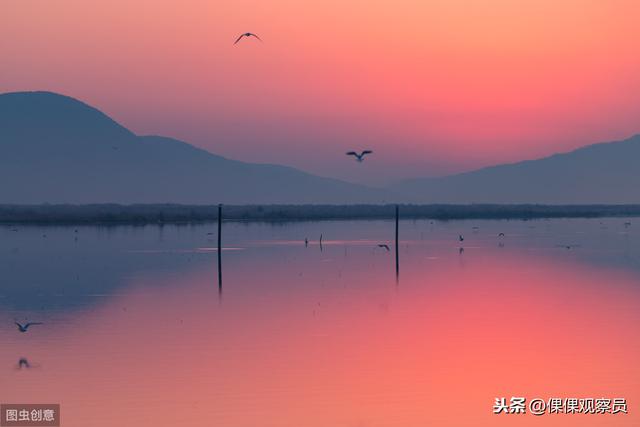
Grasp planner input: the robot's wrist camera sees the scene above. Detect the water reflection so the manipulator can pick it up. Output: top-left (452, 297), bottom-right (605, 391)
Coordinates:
top-left (17, 357), bottom-right (32, 370)
top-left (1, 219), bottom-right (639, 426)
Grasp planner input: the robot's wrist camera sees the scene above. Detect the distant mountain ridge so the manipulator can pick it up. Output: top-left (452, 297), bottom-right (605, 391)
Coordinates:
top-left (394, 134), bottom-right (640, 204)
top-left (3, 91), bottom-right (639, 205)
top-left (0, 91), bottom-right (392, 204)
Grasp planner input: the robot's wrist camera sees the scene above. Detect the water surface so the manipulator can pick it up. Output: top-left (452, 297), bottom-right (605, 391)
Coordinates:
top-left (1, 219), bottom-right (639, 426)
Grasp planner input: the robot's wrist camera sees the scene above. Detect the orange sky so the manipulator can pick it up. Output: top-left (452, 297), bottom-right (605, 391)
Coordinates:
top-left (2, 0), bottom-right (640, 184)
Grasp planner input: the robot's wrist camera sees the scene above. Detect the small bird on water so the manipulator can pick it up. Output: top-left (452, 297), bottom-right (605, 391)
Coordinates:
top-left (459, 235), bottom-right (464, 242)
top-left (15, 322), bottom-right (43, 333)
top-left (346, 150), bottom-right (373, 162)
top-left (556, 244), bottom-right (581, 250)
top-left (234, 32), bottom-right (262, 44)
top-left (377, 244), bottom-right (390, 251)
top-left (17, 358), bottom-right (31, 369)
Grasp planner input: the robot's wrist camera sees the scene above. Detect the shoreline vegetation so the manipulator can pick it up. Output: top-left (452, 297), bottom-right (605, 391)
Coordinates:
top-left (2, 204), bottom-right (640, 224)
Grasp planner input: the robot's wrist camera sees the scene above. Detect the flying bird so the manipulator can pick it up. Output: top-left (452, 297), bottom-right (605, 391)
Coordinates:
top-left (15, 322), bottom-right (43, 333)
top-left (234, 32), bottom-right (262, 44)
top-left (377, 244), bottom-right (390, 251)
top-left (346, 150), bottom-right (373, 162)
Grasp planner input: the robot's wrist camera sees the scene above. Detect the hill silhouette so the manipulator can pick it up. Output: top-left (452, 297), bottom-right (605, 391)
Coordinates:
top-left (395, 135), bottom-right (640, 204)
top-left (0, 92), bottom-right (394, 204)
top-left (3, 91), bottom-right (640, 205)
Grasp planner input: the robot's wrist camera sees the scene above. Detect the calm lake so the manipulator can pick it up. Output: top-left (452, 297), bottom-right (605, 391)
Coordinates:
top-left (1, 218), bottom-right (639, 426)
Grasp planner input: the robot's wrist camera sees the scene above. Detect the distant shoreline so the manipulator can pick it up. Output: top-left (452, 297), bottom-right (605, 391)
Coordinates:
top-left (2, 204), bottom-right (640, 225)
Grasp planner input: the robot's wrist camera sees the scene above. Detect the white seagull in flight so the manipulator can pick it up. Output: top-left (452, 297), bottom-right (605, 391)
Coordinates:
top-left (346, 150), bottom-right (373, 162)
top-left (234, 33), bottom-right (262, 44)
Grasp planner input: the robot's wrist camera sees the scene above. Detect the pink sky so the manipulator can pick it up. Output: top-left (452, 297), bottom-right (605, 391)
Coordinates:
top-left (2, 0), bottom-right (640, 184)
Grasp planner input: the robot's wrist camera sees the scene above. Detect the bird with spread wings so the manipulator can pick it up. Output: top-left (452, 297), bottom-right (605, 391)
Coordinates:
top-left (234, 33), bottom-right (262, 44)
top-left (15, 322), bottom-right (43, 333)
top-left (346, 150), bottom-right (373, 162)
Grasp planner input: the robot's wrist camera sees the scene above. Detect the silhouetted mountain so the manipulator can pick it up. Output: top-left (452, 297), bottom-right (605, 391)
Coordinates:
top-left (0, 91), bottom-right (392, 204)
top-left (5, 91), bottom-right (638, 205)
top-left (394, 135), bottom-right (640, 204)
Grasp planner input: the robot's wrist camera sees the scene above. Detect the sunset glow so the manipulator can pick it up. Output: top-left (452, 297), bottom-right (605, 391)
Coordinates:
top-left (2, 0), bottom-right (640, 183)
top-left (2, 221), bottom-right (639, 426)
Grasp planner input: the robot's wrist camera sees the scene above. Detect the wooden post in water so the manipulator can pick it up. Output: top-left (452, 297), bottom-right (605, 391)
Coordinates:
top-left (395, 204), bottom-right (399, 278)
top-left (218, 204), bottom-right (223, 292)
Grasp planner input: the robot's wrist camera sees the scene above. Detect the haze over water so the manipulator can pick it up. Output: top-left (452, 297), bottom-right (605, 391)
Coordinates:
top-left (1, 219), bottom-right (639, 426)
